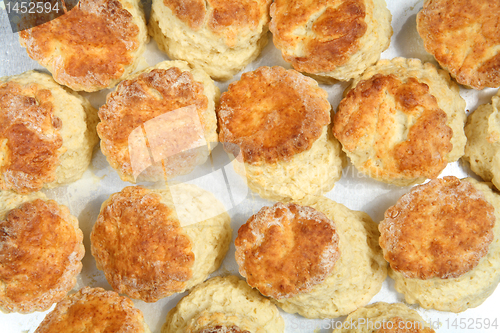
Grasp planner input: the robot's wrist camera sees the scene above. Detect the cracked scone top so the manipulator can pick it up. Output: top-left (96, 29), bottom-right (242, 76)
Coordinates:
top-left (35, 287), bottom-right (151, 333)
top-left (19, 0), bottom-right (148, 92)
top-left (333, 57), bottom-right (466, 186)
top-left (0, 191), bottom-right (84, 313)
top-left (217, 66), bottom-right (344, 202)
top-left (417, 0), bottom-right (500, 89)
top-left (269, 0), bottom-right (392, 81)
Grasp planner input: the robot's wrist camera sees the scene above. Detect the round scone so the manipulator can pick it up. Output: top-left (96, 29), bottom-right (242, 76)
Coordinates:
top-left (149, 0), bottom-right (272, 81)
top-left (235, 200), bottom-right (387, 319)
top-left (97, 60), bottom-right (219, 183)
top-left (417, 0), bottom-right (500, 89)
top-left (333, 57), bottom-right (466, 186)
top-left (269, 0), bottom-right (392, 81)
top-left (162, 276), bottom-right (285, 333)
top-left (90, 184), bottom-right (232, 302)
top-left (463, 90), bottom-right (500, 189)
top-left (379, 176), bottom-right (500, 312)
top-left (332, 302), bottom-right (435, 333)
top-left (0, 71), bottom-right (98, 194)
top-left (35, 287), bottom-right (151, 333)
top-left (19, 0), bottom-right (148, 92)
top-left (218, 66), bottom-right (344, 202)
top-left (0, 190), bottom-right (84, 313)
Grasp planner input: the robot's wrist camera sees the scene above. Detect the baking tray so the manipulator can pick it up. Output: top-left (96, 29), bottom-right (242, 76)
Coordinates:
top-left (1, 0), bottom-right (500, 332)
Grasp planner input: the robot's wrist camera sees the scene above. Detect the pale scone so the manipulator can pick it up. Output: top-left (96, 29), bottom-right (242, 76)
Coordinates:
top-left (0, 71), bottom-right (98, 194)
top-left (417, 0), bottom-right (500, 89)
top-left (332, 302), bottom-right (435, 333)
top-left (463, 90), bottom-right (500, 189)
top-left (270, 0), bottom-right (392, 81)
top-left (97, 60), bottom-right (219, 183)
top-left (149, 0), bottom-right (272, 81)
top-left (90, 184), bottom-right (232, 302)
top-left (235, 200), bottom-right (387, 319)
top-left (218, 66), bottom-right (344, 202)
top-left (333, 57), bottom-right (466, 186)
top-left (162, 276), bottom-right (285, 333)
top-left (35, 287), bottom-right (151, 333)
top-left (379, 177), bottom-right (500, 312)
top-left (0, 191), bottom-right (84, 313)
top-left (19, 0), bottom-right (148, 92)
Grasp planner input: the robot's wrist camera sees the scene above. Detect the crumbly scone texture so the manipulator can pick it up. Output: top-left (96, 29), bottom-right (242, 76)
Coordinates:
top-left (218, 66), bottom-right (344, 201)
top-left (0, 71), bottom-right (98, 194)
top-left (463, 90), bottom-right (500, 190)
top-left (97, 60), bottom-right (219, 183)
top-left (91, 184), bottom-right (231, 302)
top-left (332, 302), bottom-right (435, 333)
top-left (34, 287), bottom-right (151, 333)
top-left (389, 178), bottom-right (500, 312)
top-left (0, 192), bottom-right (84, 313)
top-left (270, 0), bottom-right (392, 81)
top-left (333, 57), bottom-right (466, 186)
top-left (162, 276), bottom-right (284, 333)
top-left (417, 0), bottom-right (500, 89)
top-left (149, 0), bottom-right (272, 81)
top-left (19, 0), bottom-right (148, 92)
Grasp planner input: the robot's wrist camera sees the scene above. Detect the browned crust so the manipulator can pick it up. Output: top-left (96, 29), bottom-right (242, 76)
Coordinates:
top-left (269, 0), bottom-right (367, 73)
top-left (379, 177), bottom-right (495, 280)
top-left (0, 199), bottom-right (84, 313)
top-left (34, 287), bottom-right (147, 333)
top-left (217, 66), bottom-right (330, 164)
top-left (19, 0), bottom-right (141, 91)
top-left (90, 186), bottom-right (194, 302)
top-left (375, 317), bottom-right (435, 333)
top-left (333, 74), bottom-right (452, 181)
top-left (234, 202), bottom-right (340, 299)
top-left (417, 0), bottom-right (500, 89)
top-left (199, 325), bottom-right (250, 333)
top-left (0, 81), bottom-right (63, 194)
top-left (97, 67), bottom-right (208, 179)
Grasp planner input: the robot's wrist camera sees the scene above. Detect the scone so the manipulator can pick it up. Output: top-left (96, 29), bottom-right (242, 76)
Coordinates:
top-left (97, 60), bottom-right (219, 183)
top-left (235, 200), bottom-right (387, 319)
top-left (90, 184), bottom-right (232, 302)
top-left (35, 287), bottom-right (151, 333)
top-left (417, 0), bottom-right (500, 89)
top-left (218, 66), bottom-right (344, 202)
top-left (463, 90), bottom-right (500, 189)
top-left (19, 0), bottom-right (148, 92)
top-left (333, 57), bottom-right (466, 186)
top-left (332, 302), bottom-right (435, 333)
top-left (270, 0), bottom-right (392, 81)
top-left (149, 0), bottom-right (272, 81)
top-left (379, 176), bottom-right (500, 312)
top-left (162, 276), bottom-right (285, 333)
top-left (0, 71), bottom-right (98, 194)
top-left (0, 190), bottom-right (84, 313)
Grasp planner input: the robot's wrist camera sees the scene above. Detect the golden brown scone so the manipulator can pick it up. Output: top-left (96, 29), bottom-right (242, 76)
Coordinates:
top-left (0, 71), bottom-right (98, 194)
top-left (235, 199), bottom-right (387, 319)
top-left (333, 57), bottom-right (466, 186)
top-left (380, 177), bottom-right (500, 312)
top-left (35, 287), bottom-right (151, 333)
top-left (97, 60), bottom-right (219, 183)
top-left (91, 184), bottom-right (232, 302)
top-left (162, 276), bottom-right (285, 333)
top-left (19, 0), bottom-right (148, 92)
top-left (218, 66), bottom-right (344, 202)
top-left (463, 90), bottom-right (500, 189)
top-left (332, 302), bottom-right (435, 333)
top-left (270, 0), bottom-right (392, 81)
top-left (0, 191), bottom-right (84, 314)
top-left (417, 0), bottom-right (500, 89)
top-left (149, 0), bottom-right (272, 81)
